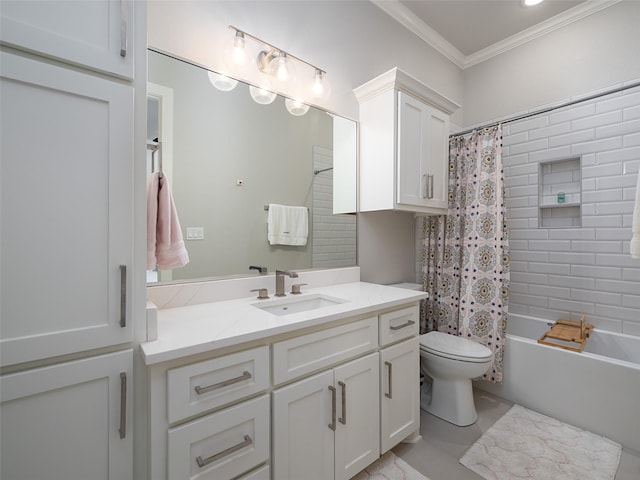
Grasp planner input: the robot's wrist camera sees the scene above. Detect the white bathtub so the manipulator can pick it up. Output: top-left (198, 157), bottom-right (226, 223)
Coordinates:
top-left (475, 313), bottom-right (640, 452)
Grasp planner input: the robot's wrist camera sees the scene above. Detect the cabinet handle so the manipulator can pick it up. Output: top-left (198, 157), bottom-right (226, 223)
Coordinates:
top-left (120, 0), bottom-right (127, 58)
top-left (119, 372), bottom-right (127, 439)
top-left (422, 174), bottom-right (428, 199)
top-left (390, 320), bottom-right (416, 331)
top-left (194, 371), bottom-right (252, 395)
top-left (385, 361), bottom-right (393, 399)
top-left (196, 435), bottom-right (252, 468)
top-left (338, 381), bottom-right (347, 425)
top-left (426, 173), bottom-right (434, 199)
top-left (328, 385), bottom-right (337, 431)
top-left (119, 265), bottom-right (127, 328)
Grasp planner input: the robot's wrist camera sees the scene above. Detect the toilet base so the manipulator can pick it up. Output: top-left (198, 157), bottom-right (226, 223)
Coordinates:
top-left (421, 377), bottom-right (478, 427)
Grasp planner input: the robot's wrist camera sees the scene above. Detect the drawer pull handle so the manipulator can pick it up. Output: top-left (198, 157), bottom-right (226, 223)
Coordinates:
top-left (427, 173), bottom-right (434, 199)
top-left (119, 372), bottom-right (127, 439)
top-left (194, 371), bottom-right (252, 395)
top-left (390, 320), bottom-right (415, 331)
top-left (120, 0), bottom-right (127, 57)
top-left (328, 385), bottom-right (337, 431)
top-left (195, 435), bottom-right (252, 468)
top-left (422, 174), bottom-right (428, 199)
top-left (385, 361), bottom-right (393, 399)
top-left (338, 381), bottom-right (347, 425)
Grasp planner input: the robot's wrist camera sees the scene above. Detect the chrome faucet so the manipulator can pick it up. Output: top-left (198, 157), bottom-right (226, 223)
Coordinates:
top-left (275, 270), bottom-right (298, 297)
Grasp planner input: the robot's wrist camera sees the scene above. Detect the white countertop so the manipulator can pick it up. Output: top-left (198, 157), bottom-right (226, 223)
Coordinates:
top-left (141, 282), bottom-right (427, 365)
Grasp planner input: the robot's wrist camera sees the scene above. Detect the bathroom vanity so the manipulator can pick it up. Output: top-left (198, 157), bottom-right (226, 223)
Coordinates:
top-left (141, 281), bottom-right (426, 480)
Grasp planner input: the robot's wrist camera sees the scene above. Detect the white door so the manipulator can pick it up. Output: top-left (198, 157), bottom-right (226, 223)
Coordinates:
top-left (0, 350), bottom-right (133, 480)
top-left (380, 337), bottom-right (420, 453)
top-left (0, 52), bottom-right (133, 367)
top-left (334, 353), bottom-right (380, 480)
top-left (272, 370), bottom-right (334, 480)
top-left (423, 104), bottom-right (449, 210)
top-left (0, 0), bottom-right (134, 79)
top-left (397, 92), bottom-right (426, 207)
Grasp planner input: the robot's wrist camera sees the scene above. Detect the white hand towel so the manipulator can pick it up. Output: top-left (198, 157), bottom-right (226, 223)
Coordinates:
top-left (147, 172), bottom-right (190, 270)
top-left (631, 172), bottom-right (640, 259)
top-left (267, 203), bottom-right (308, 246)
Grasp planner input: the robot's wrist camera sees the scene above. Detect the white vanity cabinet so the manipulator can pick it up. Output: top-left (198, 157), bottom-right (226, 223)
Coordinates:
top-left (272, 319), bottom-right (380, 480)
top-left (144, 296), bottom-right (423, 480)
top-left (354, 68), bottom-right (459, 215)
top-left (0, 0), bottom-right (134, 79)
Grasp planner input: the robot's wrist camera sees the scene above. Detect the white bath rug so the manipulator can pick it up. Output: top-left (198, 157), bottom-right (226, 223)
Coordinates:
top-left (352, 451), bottom-right (431, 480)
top-left (460, 404), bottom-right (622, 480)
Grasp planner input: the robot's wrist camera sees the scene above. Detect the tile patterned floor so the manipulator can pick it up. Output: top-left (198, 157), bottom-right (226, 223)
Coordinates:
top-left (393, 389), bottom-right (640, 480)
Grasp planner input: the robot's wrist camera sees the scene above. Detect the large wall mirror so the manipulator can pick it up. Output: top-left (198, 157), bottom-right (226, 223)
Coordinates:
top-left (147, 49), bottom-right (357, 284)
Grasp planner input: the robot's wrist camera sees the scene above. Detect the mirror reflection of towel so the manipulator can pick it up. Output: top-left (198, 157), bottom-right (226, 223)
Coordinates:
top-left (147, 172), bottom-right (190, 270)
top-left (267, 204), bottom-right (308, 246)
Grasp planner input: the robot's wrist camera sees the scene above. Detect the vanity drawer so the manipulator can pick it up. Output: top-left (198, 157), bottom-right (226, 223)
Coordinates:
top-left (237, 464), bottom-right (270, 480)
top-left (273, 316), bottom-right (378, 385)
top-left (167, 346), bottom-right (269, 423)
top-left (168, 394), bottom-right (269, 480)
top-left (379, 305), bottom-right (419, 346)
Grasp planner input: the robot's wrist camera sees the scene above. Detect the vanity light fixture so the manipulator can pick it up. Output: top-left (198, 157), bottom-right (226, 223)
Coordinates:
top-left (208, 71), bottom-right (238, 91)
top-left (521, 0), bottom-right (544, 6)
top-left (228, 25), bottom-right (329, 102)
top-left (285, 98), bottom-right (310, 116)
top-left (249, 85), bottom-right (277, 104)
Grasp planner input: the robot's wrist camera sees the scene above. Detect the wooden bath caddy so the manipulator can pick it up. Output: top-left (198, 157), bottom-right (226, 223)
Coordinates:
top-left (537, 317), bottom-right (593, 352)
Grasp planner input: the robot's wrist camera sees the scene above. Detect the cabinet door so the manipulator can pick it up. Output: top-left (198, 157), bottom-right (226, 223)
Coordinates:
top-left (0, 350), bottom-right (133, 480)
top-left (0, 52), bottom-right (133, 366)
top-left (0, 0), bottom-right (134, 79)
top-left (334, 353), bottom-right (380, 480)
top-left (380, 337), bottom-right (420, 453)
top-left (397, 92), bottom-right (449, 211)
top-left (272, 370), bottom-right (334, 480)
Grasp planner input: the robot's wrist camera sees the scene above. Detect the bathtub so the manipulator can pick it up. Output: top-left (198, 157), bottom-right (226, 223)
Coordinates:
top-left (475, 313), bottom-right (640, 453)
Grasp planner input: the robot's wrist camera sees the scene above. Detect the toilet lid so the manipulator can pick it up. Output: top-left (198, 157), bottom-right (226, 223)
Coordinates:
top-left (420, 331), bottom-right (493, 360)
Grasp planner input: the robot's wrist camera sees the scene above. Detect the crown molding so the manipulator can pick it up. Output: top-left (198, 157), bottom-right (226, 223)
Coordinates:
top-left (464, 0), bottom-right (623, 68)
top-left (370, 0), bottom-right (466, 69)
top-left (371, 0), bottom-right (622, 70)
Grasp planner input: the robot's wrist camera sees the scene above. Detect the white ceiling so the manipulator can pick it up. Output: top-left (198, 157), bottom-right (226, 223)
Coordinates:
top-left (372, 0), bottom-right (622, 68)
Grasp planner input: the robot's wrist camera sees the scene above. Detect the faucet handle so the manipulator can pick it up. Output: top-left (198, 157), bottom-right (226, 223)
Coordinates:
top-left (290, 283), bottom-right (307, 295)
top-left (250, 288), bottom-right (269, 300)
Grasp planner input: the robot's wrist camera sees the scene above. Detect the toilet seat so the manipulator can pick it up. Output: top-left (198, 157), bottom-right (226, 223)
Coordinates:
top-left (419, 332), bottom-right (492, 363)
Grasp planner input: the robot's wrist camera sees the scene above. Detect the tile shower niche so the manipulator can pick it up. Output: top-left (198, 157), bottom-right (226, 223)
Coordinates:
top-left (538, 157), bottom-right (582, 228)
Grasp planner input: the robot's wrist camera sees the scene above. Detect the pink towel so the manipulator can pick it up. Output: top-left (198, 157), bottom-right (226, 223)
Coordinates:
top-left (147, 172), bottom-right (189, 270)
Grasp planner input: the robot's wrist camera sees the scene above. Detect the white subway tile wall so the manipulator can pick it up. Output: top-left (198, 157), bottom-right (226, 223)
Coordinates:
top-left (503, 84), bottom-right (640, 335)
top-left (311, 146), bottom-right (356, 268)
top-left (415, 83), bottom-right (640, 336)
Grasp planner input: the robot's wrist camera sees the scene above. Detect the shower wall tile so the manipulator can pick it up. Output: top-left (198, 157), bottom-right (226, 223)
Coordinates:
top-left (499, 82), bottom-right (640, 336)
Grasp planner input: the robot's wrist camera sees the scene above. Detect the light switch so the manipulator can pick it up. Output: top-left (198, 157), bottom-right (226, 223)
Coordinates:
top-left (186, 227), bottom-right (204, 240)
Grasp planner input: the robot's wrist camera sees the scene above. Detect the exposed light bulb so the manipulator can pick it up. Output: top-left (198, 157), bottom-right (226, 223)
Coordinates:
top-left (275, 53), bottom-right (289, 81)
top-left (207, 71), bottom-right (238, 91)
top-left (312, 70), bottom-right (324, 97)
top-left (521, 0), bottom-right (544, 6)
top-left (285, 98), bottom-right (310, 116)
top-left (232, 31), bottom-right (246, 65)
top-left (249, 85), bottom-right (276, 105)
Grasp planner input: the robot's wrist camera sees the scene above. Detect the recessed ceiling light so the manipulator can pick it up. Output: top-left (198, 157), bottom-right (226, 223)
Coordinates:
top-left (522, 0), bottom-right (544, 6)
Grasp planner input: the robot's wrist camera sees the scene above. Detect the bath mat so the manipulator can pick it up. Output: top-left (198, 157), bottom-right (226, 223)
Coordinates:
top-left (460, 404), bottom-right (622, 480)
top-left (352, 451), bottom-right (431, 480)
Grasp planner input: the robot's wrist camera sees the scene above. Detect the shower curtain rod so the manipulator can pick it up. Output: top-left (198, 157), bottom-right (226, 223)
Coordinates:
top-left (452, 80), bottom-right (640, 138)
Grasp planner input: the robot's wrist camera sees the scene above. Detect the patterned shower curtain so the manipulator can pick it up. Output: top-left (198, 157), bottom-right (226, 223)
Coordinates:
top-left (420, 125), bottom-right (509, 382)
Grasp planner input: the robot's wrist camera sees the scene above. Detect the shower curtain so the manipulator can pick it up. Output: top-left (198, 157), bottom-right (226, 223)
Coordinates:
top-left (420, 125), bottom-right (509, 382)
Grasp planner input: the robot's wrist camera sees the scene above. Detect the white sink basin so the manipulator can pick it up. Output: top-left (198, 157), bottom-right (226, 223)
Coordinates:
top-left (253, 294), bottom-right (348, 316)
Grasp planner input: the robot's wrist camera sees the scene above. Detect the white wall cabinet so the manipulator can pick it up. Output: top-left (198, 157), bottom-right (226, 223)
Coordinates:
top-left (0, 350), bottom-right (133, 480)
top-left (0, 0), bottom-right (134, 79)
top-left (0, 51), bottom-right (134, 367)
top-left (354, 68), bottom-right (459, 215)
top-left (272, 352), bottom-right (380, 480)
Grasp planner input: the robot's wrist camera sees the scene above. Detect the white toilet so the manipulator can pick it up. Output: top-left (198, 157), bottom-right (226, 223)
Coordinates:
top-left (419, 331), bottom-right (494, 427)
